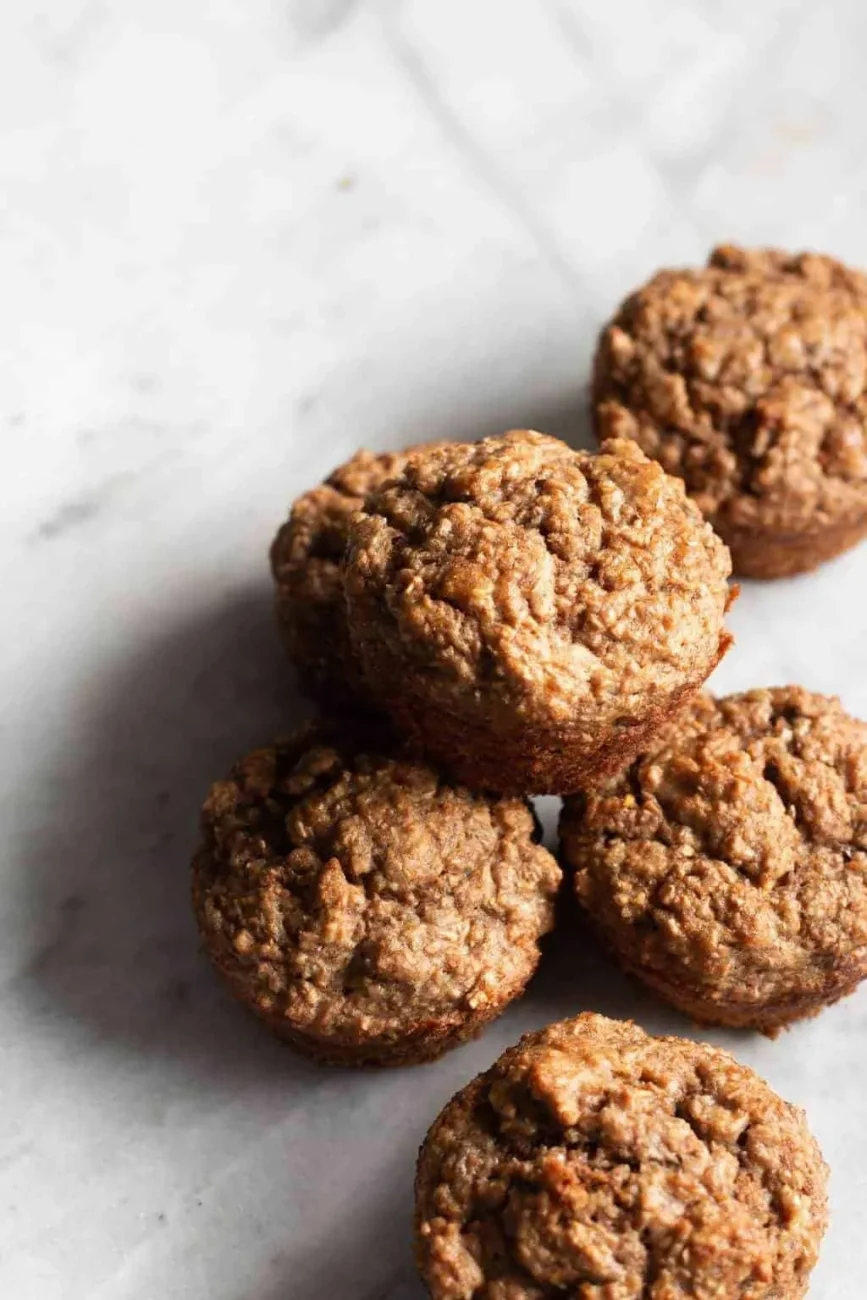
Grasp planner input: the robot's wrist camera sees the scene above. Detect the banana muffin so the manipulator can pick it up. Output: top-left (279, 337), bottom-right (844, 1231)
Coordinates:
top-left (191, 722), bottom-right (561, 1066)
top-left (344, 430), bottom-right (734, 795)
top-left (561, 686), bottom-right (867, 1033)
top-left (594, 244), bottom-right (867, 578)
top-left (415, 1013), bottom-right (828, 1300)
top-left (270, 443), bottom-right (444, 708)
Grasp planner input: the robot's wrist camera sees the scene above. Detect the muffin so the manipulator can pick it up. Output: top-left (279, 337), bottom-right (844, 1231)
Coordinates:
top-left (344, 430), bottom-right (734, 796)
top-left (415, 1013), bottom-right (828, 1300)
top-left (594, 244), bottom-right (867, 578)
top-left (561, 687), bottom-right (867, 1033)
top-left (270, 443), bottom-right (444, 708)
top-left (191, 722), bottom-right (561, 1066)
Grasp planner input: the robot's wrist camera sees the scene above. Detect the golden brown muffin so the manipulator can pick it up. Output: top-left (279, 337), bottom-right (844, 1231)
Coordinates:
top-left (191, 721), bottom-right (561, 1066)
top-left (415, 1013), bottom-right (828, 1300)
top-left (561, 687), bottom-right (867, 1034)
top-left (594, 244), bottom-right (867, 578)
top-left (270, 444), bottom-right (444, 709)
top-left (344, 430), bottom-right (734, 796)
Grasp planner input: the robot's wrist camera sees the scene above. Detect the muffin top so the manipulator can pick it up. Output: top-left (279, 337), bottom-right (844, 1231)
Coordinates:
top-left (594, 245), bottom-right (867, 535)
top-left (416, 1013), bottom-right (827, 1300)
top-left (270, 444), bottom-right (442, 703)
top-left (345, 431), bottom-right (732, 732)
top-left (561, 687), bottom-right (867, 1014)
top-left (193, 723), bottom-right (560, 1042)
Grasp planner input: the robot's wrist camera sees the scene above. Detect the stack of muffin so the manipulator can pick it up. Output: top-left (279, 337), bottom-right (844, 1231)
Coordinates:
top-left (192, 246), bottom-right (867, 1299)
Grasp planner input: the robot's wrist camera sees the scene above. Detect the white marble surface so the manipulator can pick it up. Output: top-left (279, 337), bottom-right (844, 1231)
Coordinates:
top-left (3, 1), bottom-right (867, 1296)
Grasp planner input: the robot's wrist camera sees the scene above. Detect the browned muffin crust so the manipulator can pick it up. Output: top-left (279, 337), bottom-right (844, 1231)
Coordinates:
top-left (191, 722), bottom-right (561, 1066)
top-left (415, 1013), bottom-right (828, 1300)
top-left (594, 244), bottom-right (867, 578)
top-left (561, 687), bottom-right (867, 1033)
top-left (344, 430), bottom-right (733, 795)
top-left (270, 444), bottom-right (444, 708)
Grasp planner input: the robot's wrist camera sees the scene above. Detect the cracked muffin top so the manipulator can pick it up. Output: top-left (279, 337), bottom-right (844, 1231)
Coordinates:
top-left (270, 444), bottom-right (444, 705)
top-left (594, 245), bottom-right (867, 535)
top-left (345, 431), bottom-right (732, 730)
top-left (561, 688), bottom-right (867, 1010)
top-left (192, 723), bottom-right (560, 1041)
top-left (416, 1013), bottom-right (827, 1300)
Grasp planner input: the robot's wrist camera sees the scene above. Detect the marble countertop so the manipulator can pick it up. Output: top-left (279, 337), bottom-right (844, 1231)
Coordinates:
top-left (3, 1), bottom-right (867, 1296)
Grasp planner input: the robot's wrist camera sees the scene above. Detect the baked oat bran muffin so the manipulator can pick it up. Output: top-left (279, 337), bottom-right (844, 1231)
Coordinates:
top-left (415, 1013), bottom-right (828, 1300)
top-left (270, 443), bottom-right (444, 708)
top-left (594, 244), bottom-right (867, 578)
top-left (561, 687), bottom-right (867, 1034)
top-left (191, 722), bottom-right (560, 1066)
top-left (344, 430), bottom-right (734, 796)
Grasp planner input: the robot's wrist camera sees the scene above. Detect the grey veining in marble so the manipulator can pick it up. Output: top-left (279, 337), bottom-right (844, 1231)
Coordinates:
top-left (2, 1), bottom-right (867, 1296)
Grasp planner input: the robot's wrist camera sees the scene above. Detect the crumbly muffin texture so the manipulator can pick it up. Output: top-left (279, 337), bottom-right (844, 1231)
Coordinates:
top-left (415, 1013), bottom-right (827, 1300)
top-left (345, 431), bottom-right (732, 791)
top-left (192, 724), bottom-right (561, 1061)
top-left (270, 445), bottom-right (441, 706)
top-left (594, 245), bottom-right (867, 567)
top-left (561, 687), bottom-right (867, 1030)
